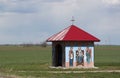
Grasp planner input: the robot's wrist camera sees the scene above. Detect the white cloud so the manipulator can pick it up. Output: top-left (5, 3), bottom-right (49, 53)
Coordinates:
top-left (0, 0), bottom-right (39, 13)
top-left (0, 0), bottom-right (120, 45)
top-left (0, 32), bottom-right (49, 44)
top-left (102, 0), bottom-right (120, 5)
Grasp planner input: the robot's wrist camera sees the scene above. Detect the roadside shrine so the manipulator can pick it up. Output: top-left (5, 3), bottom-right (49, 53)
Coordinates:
top-left (47, 24), bottom-right (100, 68)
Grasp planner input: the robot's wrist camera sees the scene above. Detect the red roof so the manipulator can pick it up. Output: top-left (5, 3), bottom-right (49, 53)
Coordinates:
top-left (47, 25), bottom-right (100, 42)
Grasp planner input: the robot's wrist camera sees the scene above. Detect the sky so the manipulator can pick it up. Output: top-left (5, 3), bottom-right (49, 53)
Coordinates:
top-left (0, 0), bottom-right (120, 45)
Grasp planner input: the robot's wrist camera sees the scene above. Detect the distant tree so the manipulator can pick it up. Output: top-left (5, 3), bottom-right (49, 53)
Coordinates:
top-left (41, 41), bottom-right (47, 47)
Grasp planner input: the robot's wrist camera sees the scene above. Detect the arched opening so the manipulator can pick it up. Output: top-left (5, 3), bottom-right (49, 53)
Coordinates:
top-left (55, 44), bottom-right (62, 66)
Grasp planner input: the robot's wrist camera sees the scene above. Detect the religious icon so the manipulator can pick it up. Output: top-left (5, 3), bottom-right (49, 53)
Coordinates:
top-left (76, 47), bottom-right (84, 66)
top-left (86, 47), bottom-right (91, 64)
top-left (69, 47), bottom-right (74, 66)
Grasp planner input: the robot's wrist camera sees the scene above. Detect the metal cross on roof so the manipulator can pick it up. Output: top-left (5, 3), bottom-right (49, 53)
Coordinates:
top-left (71, 16), bottom-right (75, 25)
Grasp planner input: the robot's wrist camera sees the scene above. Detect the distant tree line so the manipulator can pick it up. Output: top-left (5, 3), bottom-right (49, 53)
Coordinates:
top-left (0, 41), bottom-right (51, 47)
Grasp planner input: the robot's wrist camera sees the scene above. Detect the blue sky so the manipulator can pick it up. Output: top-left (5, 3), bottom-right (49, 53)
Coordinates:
top-left (0, 0), bottom-right (120, 45)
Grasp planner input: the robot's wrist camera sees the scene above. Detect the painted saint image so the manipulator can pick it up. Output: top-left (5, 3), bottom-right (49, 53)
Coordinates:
top-left (69, 47), bottom-right (74, 66)
top-left (76, 47), bottom-right (84, 66)
top-left (86, 47), bottom-right (91, 64)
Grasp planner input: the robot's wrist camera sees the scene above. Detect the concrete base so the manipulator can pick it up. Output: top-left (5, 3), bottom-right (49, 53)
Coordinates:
top-left (49, 66), bottom-right (98, 69)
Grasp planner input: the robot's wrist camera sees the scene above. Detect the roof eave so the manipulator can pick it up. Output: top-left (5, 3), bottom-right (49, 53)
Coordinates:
top-left (46, 39), bottom-right (100, 42)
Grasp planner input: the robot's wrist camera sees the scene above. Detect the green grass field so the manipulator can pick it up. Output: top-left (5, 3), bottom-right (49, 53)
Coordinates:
top-left (0, 45), bottom-right (120, 78)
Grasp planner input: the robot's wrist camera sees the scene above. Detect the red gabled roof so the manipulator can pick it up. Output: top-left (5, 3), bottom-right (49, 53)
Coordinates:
top-left (47, 25), bottom-right (100, 42)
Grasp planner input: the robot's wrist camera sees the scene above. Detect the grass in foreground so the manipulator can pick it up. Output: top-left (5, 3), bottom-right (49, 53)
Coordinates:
top-left (0, 45), bottom-right (120, 78)
top-left (10, 72), bottom-right (120, 78)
